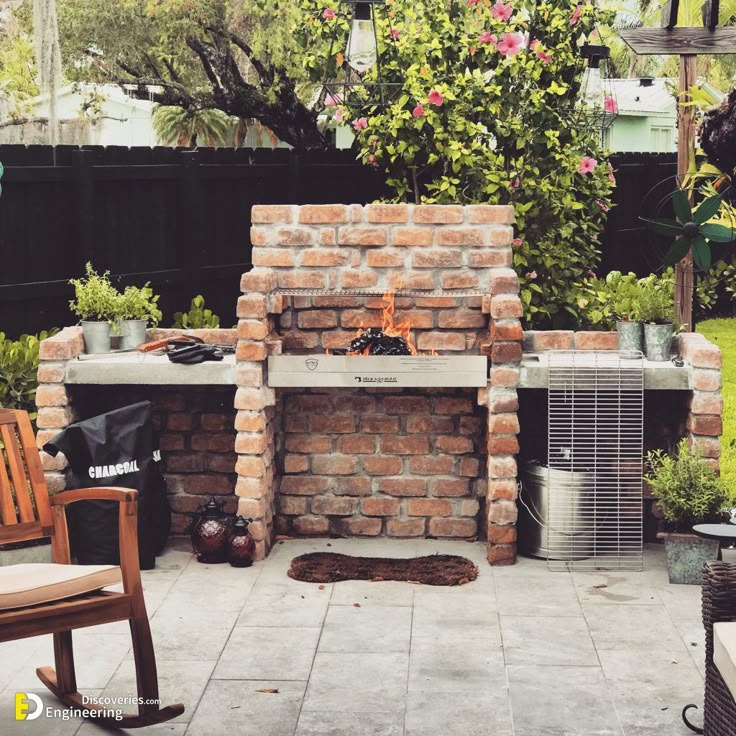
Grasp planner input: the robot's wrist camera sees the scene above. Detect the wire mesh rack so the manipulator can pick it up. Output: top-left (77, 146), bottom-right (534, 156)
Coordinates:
top-left (546, 351), bottom-right (644, 571)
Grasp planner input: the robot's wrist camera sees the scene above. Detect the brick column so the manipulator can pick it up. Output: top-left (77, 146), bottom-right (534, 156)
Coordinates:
top-left (484, 273), bottom-right (523, 565)
top-left (677, 333), bottom-right (723, 471)
top-left (35, 327), bottom-right (84, 491)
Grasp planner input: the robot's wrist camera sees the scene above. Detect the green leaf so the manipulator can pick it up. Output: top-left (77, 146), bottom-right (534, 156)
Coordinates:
top-left (662, 236), bottom-right (691, 266)
top-left (641, 218), bottom-right (683, 237)
top-left (672, 188), bottom-right (693, 224)
top-left (692, 236), bottom-right (711, 271)
top-left (694, 194), bottom-right (723, 224)
top-left (700, 223), bottom-right (736, 243)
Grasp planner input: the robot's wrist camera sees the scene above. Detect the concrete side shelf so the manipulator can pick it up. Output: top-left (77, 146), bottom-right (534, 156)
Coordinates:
top-left (65, 353), bottom-right (236, 385)
top-left (520, 354), bottom-right (690, 390)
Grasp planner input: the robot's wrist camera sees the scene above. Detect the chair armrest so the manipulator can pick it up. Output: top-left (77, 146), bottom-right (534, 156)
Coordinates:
top-left (50, 487), bottom-right (138, 506)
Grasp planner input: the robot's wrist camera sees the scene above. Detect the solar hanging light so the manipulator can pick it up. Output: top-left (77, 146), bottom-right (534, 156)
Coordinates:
top-left (565, 28), bottom-right (618, 139)
top-left (319, 0), bottom-right (400, 111)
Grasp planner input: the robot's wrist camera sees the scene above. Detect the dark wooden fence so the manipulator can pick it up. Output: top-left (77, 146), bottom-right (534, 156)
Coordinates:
top-left (0, 145), bottom-right (674, 338)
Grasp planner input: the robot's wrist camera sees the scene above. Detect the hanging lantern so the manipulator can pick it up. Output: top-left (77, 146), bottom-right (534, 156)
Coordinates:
top-left (567, 41), bottom-right (618, 137)
top-left (319, 0), bottom-right (401, 111)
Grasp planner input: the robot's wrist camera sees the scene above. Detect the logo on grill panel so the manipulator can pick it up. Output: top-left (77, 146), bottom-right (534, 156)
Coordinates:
top-left (305, 359), bottom-right (319, 371)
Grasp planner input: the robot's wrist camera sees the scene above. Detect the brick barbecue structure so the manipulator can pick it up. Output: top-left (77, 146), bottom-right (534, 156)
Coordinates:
top-left (35, 204), bottom-right (724, 566)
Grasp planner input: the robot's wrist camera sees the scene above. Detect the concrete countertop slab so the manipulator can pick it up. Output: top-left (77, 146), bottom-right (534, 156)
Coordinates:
top-left (520, 353), bottom-right (690, 390)
top-left (65, 353), bottom-right (236, 386)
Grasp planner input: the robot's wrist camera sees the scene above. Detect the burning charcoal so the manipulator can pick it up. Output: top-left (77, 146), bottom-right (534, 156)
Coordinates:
top-left (348, 328), bottom-right (412, 356)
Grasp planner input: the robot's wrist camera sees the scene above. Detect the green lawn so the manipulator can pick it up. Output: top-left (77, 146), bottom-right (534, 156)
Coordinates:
top-left (697, 318), bottom-right (735, 488)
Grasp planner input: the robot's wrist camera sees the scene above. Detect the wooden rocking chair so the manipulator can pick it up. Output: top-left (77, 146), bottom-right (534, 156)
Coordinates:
top-left (0, 408), bottom-right (184, 727)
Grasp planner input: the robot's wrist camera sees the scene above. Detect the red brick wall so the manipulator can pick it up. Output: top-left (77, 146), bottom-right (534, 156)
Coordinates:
top-left (275, 388), bottom-right (486, 538)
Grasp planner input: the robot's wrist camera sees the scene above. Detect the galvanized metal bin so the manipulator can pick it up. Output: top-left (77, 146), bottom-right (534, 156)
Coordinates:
top-left (518, 461), bottom-right (595, 560)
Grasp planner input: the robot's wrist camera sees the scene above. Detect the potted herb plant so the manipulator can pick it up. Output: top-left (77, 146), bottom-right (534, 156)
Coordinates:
top-left (118, 284), bottom-right (162, 350)
top-left (69, 263), bottom-right (120, 354)
top-left (638, 286), bottom-right (676, 361)
top-left (646, 440), bottom-right (729, 584)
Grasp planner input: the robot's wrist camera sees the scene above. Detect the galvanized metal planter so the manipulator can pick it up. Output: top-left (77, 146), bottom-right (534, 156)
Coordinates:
top-left (119, 319), bottom-right (148, 350)
top-left (81, 321), bottom-right (112, 354)
top-left (616, 321), bottom-right (643, 352)
top-left (644, 322), bottom-right (674, 362)
top-left (662, 532), bottom-right (720, 585)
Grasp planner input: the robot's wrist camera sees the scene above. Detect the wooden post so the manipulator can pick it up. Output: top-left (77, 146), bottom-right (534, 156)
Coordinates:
top-left (675, 55), bottom-right (697, 332)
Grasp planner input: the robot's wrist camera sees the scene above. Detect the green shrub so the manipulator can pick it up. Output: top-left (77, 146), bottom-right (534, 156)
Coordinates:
top-left (637, 283), bottom-right (676, 324)
top-left (118, 283), bottom-right (162, 325)
top-left (0, 330), bottom-right (59, 417)
top-left (311, 0), bottom-right (615, 327)
top-left (69, 262), bottom-right (120, 322)
top-left (173, 295), bottom-right (220, 329)
top-left (645, 439), bottom-right (729, 531)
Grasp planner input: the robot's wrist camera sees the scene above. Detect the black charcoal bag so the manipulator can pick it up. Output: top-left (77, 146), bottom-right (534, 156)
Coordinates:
top-left (43, 401), bottom-right (171, 569)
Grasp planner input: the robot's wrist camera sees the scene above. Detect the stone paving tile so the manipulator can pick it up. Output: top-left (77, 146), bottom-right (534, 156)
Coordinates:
top-left (495, 571), bottom-right (583, 617)
top-left (508, 664), bottom-right (622, 736)
top-left (572, 570), bottom-right (663, 606)
top-left (236, 585), bottom-right (331, 628)
top-left (411, 592), bottom-right (500, 643)
top-left (319, 605), bottom-right (412, 653)
top-left (598, 649), bottom-right (704, 736)
top-left (583, 603), bottom-right (690, 653)
top-left (214, 626), bottom-right (321, 680)
top-left (302, 652), bottom-right (409, 712)
top-left (500, 615), bottom-right (598, 666)
top-left (330, 580), bottom-right (415, 607)
top-left (408, 637), bottom-right (506, 693)
top-left (405, 690), bottom-right (513, 736)
top-left (295, 710), bottom-right (405, 736)
top-left (97, 658), bottom-right (215, 724)
top-left (186, 679), bottom-right (306, 736)
top-left (77, 723), bottom-right (187, 736)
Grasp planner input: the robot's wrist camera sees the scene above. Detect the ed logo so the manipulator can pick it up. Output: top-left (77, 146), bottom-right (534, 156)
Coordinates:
top-left (15, 692), bottom-right (43, 720)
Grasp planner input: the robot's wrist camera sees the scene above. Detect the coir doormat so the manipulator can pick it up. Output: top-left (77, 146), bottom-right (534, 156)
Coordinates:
top-left (288, 552), bottom-right (478, 586)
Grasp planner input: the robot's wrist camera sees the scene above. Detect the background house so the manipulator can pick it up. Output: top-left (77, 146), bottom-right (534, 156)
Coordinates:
top-left (606, 77), bottom-right (724, 153)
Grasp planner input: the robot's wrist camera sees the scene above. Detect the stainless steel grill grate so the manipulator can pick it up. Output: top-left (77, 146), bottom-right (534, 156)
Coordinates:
top-left (274, 288), bottom-right (487, 297)
top-left (546, 351), bottom-right (644, 571)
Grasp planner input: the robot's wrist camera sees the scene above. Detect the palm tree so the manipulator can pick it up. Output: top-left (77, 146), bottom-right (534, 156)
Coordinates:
top-left (152, 106), bottom-right (234, 148)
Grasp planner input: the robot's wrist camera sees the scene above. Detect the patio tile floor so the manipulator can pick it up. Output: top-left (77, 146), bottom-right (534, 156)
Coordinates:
top-left (1, 539), bottom-right (707, 735)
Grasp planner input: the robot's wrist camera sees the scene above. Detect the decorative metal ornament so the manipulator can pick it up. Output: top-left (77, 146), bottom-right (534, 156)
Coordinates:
top-left (568, 42), bottom-right (618, 136)
top-left (190, 497), bottom-right (232, 564)
top-left (319, 0), bottom-right (401, 111)
top-left (227, 516), bottom-right (256, 568)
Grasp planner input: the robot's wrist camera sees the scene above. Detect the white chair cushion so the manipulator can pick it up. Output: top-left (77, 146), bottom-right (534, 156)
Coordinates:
top-left (714, 622), bottom-right (736, 699)
top-left (0, 563), bottom-right (121, 610)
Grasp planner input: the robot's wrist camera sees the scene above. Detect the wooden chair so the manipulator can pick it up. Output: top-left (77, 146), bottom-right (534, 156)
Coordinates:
top-left (0, 408), bottom-right (184, 727)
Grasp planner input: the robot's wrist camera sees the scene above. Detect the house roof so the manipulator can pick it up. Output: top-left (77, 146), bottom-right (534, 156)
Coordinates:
top-left (27, 83), bottom-right (156, 113)
top-left (609, 78), bottom-right (677, 117)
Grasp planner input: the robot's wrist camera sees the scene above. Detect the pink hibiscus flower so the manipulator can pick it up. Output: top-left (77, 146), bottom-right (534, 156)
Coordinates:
top-left (491, 2), bottom-right (514, 20)
top-left (390, 27), bottom-right (400, 40)
top-left (586, 269), bottom-right (596, 277)
top-left (322, 7), bottom-right (336, 20)
top-left (578, 156), bottom-right (598, 175)
top-left (428, 90), bottom-right (444, 106)
top-left (595, 199), bottom-right (610, 212)
top-left (367, 154), bottom-right (379, 168)
top-left (508, 177), bottom-right (520, 190)
top-left (604, 96), bottom-right (618, 114)
top-left (497, 32), bottom-right (524, 57)
top-left (479, 31), bottom-right (498, 44)
top-left (352, 117), bottom-right (368, 131)
top-left (512, 237), bottom-right (523, 248)
top-left (412, 104), bottom-right (425, 118)
top-left (535, 47), bottom-right (552, 63)
top-left (526, 271), bottom-right (538, 280)
top-left (468, 0), bottom-right (481, 6)
top-left (334, 108), bottom-right (344, 123)
top-left (570, 4), bottom-right (582, 25)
